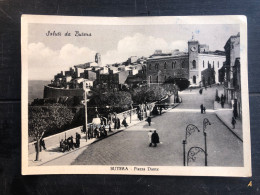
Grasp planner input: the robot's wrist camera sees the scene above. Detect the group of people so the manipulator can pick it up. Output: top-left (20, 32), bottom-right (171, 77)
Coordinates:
top-left (148, 130), bottom-right (160, 147)
top-left (87, 125), bottom-right (108, 139)
top-left (59, 132), bottom-right (81, 153)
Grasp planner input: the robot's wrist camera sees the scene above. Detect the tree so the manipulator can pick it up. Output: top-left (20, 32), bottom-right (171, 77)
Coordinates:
top-left (88, 91), bottom-right (133, 117)
top-left (29, 106), bottom-right (74, 161)
top-left (132, 85), bottom-right (168, 104)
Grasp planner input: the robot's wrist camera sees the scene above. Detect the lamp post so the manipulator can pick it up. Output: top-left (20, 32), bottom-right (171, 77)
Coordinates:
top-left (203, 118), bottom-right (211, 166)
top-left (182, 124), bottom-right (200, 166)
top-left (83, 80), bottom-right (90, 140)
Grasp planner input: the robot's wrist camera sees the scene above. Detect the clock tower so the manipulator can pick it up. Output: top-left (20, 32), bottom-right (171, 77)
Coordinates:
top-left (188, 35), bottom-right (199, 84)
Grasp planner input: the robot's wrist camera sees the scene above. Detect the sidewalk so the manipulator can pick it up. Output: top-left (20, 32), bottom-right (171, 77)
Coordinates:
top-left (29, 102), bottom-right (181, 166)
top-left (214, 101), bottom-right (243, 142)
top-left (28, 117), bottom-right (143, 166)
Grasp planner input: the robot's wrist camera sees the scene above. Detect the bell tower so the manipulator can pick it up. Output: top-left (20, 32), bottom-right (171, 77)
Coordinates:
top-left (188, 33), bottom-right (199, 84)
top-left (95, 53), bottom-right (102, 66)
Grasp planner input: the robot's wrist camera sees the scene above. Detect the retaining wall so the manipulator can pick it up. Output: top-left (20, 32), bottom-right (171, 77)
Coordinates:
top-left (44, 85), bottom-right (84, 99)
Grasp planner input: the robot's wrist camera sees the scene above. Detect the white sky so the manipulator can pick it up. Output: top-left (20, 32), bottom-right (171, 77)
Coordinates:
top-left (28, 23), bottom-right (239, 80)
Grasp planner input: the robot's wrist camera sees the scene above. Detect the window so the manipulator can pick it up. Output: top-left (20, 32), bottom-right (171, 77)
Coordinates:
top-left (203, 60), bottom-right (205, 68)
top-left (155, 63), bottom-right (159, 70)
top-left (156, 76), bottom-right (159, 83)
top-left (149, 76), bottom-right (152, 83)
top-left (172, 61), bottom-right (176, 69)
top-left (192, 60), bottom-right (196, 69)
top-left (149, 64), bottom-right (151, 70)
top-left (164, 62), bottom-right (167, 69)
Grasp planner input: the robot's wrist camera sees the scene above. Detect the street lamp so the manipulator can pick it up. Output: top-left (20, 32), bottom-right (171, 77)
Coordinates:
top-left (83, 80), bottom-right (91, 140)
top-left (187, 146), bottom-right (206, 166)
top-left (203, 118), bottom-right (211, 166)
top-left (182, 124), bottom-right (200, 166)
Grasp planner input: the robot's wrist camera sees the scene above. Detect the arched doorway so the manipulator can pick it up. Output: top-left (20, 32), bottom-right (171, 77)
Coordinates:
top-left (193, 75), bottom-right (196, 84)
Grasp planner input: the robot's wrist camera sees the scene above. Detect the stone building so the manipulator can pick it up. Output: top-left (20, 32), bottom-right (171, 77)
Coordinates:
top-left (188, 37), bottom-right (225, 85)
top-left (222, 33), bottom-right (240, 105)
top-left (146, 36), bottom-right (226, 87)
top-left (146, 54), bottom-right (189, 84)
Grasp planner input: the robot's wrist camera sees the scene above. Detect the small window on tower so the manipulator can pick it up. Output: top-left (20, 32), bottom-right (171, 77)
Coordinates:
top-left (192, 60), bottom-right (196, 69)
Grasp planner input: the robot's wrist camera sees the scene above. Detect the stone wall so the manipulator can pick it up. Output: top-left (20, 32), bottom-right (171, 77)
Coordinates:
top-left (28, 126), bottom-right (83, 154)
top-left (44, 85), bottom-right (84, 99)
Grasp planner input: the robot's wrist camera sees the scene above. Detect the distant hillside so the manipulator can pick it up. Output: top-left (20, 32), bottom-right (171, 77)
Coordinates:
top-left (29, 80), bottom-right (50, 103)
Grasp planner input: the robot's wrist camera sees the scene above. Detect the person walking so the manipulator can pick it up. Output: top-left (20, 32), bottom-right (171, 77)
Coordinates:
top-left (108, 120), bottom-right (112, 132)
top-left (200, 104), bottom-right (204, 114)
top-left (231, 117), bottom-right (236, 129)
top-left (76, 132), bottom-right (81, 148)
top-left (146, 116), bottom-right (152, 126)
top-left (151, 130), bottom-right (160, 147)
top-left (40, 138), bottom-right (46, 151)
top-left (122, 117), bottom-right (128, 127)
top-left (148, 130), bottom-right (152, 147)
top-left (221, 100), bottom-right (224, 108)
top-left (117, 118), bottom-right (121, 129)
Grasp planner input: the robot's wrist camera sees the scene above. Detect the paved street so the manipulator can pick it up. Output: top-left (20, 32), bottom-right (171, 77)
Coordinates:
top-left (45, 85), bottom-right (243, 167)
top-left (70, 85), bottom-right (243, 166)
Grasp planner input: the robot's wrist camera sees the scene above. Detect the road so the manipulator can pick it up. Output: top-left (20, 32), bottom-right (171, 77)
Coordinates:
top-left (45, 85), bottom-right (243, 167)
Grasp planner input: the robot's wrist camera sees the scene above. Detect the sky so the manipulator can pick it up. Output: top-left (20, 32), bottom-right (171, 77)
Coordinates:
top-left (28, 23), bottom-right (239, 80)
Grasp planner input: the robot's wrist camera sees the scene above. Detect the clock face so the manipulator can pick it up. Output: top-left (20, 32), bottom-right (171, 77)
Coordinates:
top-left (190, 46), bottom-right (197, 52)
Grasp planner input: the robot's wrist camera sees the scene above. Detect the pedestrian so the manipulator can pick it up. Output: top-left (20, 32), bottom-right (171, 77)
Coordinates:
top-left (69, 136), bottom-right (74, 150)
top-left (146, 116), bottom-right (151, 126)
top-left (108, 120), bottom-right (112, 132)
top-left (231, 117), bottom-right (236, 129)
top-left (221, 94), bottom-right (224, 102)
top-left (138, 112), bottom-right (141, 121)
top-left (200, 104), bottom-right (204, 114)
top-left (122, 117), bottom-right (128, 127)
top-left (199, 88), bottom-right (203, 95)
top-left (221, 101), bottom-right (224, 108)
top-left (113, 117), bottom-right (117, 130)
top-left (76, 132), bottom-right (81, 148)
top-left (94, 127), bottom-right (98, 138)
top-left (40, 138), bottom-right (46, 151)
top-left (148, 130), bottom-right (152, 147)
top-left (151, 130), bottom-right (160, 147)
top-left (159, 106), bottom-right (162, 115)
top-left (203, 106), bottom-right (206, 114)
top-left (117, 118), bottom-right (121, 129)
top-left (223, 95), bottom-right (226, 103)
top-left (233, 109), bottom-right (238, 119)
